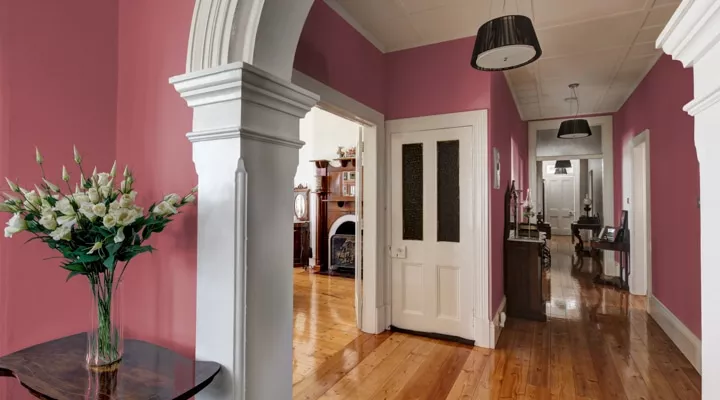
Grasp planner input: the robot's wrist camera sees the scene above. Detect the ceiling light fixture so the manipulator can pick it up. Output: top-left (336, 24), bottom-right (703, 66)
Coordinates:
top-left (557, 83), bottom-right (592, 139)
top-left (470, 0), bottom-right (542, 71)
top-left (554, 160), bottom-right (572, 175)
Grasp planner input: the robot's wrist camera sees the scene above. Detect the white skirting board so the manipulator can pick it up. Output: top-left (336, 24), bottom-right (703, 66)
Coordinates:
top-left (490, 297), bottom-right (507, 348)
top-left (648, 296), bottom-right (702, 374)
top-left (475, 297), bottom-right (506, 349)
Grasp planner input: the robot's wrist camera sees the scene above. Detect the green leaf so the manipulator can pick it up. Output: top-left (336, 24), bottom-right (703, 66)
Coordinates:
top-left (106, 242), bottom-right (121, 256)
top-left (73, 253), bottom-right (101, 263)
top-left (62, 263), bottom-right (86, 273)
top-left (103, 254), bottom-right (116, 271)
top-left (66, 270), bottom-right (82, 282)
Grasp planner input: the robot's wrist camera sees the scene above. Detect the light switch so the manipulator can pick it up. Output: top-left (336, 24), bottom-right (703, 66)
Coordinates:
top-left (390, 246), bottom-right (407, 259)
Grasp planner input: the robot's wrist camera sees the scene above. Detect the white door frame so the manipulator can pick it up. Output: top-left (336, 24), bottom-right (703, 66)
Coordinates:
top-left (529, 115), bottom-right (616, 275)
top-left (386, 110), bottom-right (492, 348)
top-left (292, 69), bottom-right (386, 334)
top-left (630, 130), bottom-right (651, 297)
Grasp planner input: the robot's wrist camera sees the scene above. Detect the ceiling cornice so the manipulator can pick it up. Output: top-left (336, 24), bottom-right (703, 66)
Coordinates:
top-left (322, 0), bottom-right (387, 53)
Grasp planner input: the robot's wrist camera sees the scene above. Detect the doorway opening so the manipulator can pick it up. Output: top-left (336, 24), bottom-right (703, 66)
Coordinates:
top-left (529, 115), bottom-right (615, 276)
top-left (292, 103), bottom-right (376, 384)
top-left (541, 159), bottom-right (580, 236)
top-left (630, 130), bottom-right (651, 297)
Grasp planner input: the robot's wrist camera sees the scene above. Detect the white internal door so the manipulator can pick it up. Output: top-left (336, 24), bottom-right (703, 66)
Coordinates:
top-left (546, 174), bottom-right (576, 235)
top-left (390, 127), bottom-right (473, 340)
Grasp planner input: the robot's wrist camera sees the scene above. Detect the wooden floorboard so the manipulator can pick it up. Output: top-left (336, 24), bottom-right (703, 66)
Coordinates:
top-left (292, 236), bottom-right (702, 399)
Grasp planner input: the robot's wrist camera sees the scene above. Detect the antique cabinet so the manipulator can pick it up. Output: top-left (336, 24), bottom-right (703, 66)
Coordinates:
top-left (505, 238), bottom-right (546, 321)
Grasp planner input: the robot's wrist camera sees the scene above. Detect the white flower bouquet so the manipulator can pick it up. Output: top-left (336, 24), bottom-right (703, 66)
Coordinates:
top-left (1, 146), bottom-right (196, 368)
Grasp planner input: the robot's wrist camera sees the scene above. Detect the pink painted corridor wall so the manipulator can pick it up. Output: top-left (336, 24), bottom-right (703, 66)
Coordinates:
top-left (614, 54), bottom-right (700, 337)
top-left (489, 73), bottom-right (528, 314)
top-left (385, 37), bottom-right (492, 120)
top-left (0, 1), bottom-right (118, 397)
top-left (116, 0), bottom-right (197, 356)
top-left (294, 0), bottom-right (386, 113)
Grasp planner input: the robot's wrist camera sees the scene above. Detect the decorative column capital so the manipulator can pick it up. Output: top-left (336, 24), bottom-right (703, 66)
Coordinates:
top-left (170, 62), bottom-right (318, 116)
top-left (656, 0), bottom-right (720, 68)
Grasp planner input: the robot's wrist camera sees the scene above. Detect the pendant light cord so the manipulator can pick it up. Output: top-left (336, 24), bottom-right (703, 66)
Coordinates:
top-left (531, 0), bottom-right (536, 21)
top-left (572, 86), bottom-right (580, 117)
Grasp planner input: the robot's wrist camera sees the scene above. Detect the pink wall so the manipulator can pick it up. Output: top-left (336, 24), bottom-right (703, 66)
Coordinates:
top-left (0, 1), bottom-right (118, 397)
top-left (116, 0), bottom-right (197, 356)
top-left (490, 73), bottom-right (528, 313)
top-left (614, 54), bottom-right (700, 337)
top-left (295, 0), bottom-right (386, 114)
top-left (385, 37), bottom-right (492, 120)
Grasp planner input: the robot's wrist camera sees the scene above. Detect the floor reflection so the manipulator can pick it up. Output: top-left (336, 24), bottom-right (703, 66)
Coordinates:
top-left (292, 237), bottom-right (701, 399)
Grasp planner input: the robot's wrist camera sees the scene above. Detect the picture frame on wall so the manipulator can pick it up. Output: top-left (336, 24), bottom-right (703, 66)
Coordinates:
top-left (493, 147), bottom-right (500, 189)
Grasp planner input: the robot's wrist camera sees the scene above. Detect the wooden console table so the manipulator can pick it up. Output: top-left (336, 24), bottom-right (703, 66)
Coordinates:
top-left (0, 334), bottom-right (221, 399)
top-left (571, 221), bottom-right (602, 254)
top-left (591, 238), bottom-right (630, 290)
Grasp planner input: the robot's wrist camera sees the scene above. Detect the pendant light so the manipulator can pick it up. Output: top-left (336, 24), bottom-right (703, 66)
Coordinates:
top-left (554, 160), bottom-right (571, 175)
top-left (470, 0), bottom-right (542, 71)
top-left (557, 83), bottom-right (592, 139)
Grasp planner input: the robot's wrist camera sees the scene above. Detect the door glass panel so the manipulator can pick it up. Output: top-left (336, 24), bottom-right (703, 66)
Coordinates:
top-left (437, 140), bottom-right (460, 242)
top-left (402, 143), bottom-right (423, 240)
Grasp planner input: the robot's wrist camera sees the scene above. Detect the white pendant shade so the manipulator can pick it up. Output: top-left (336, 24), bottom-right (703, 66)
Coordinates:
top-left (474, 44), bottom-right (537, 70)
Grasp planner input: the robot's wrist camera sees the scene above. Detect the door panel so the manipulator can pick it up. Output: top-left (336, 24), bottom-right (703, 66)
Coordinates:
top-left (390, 127), bottom-right (473, 340)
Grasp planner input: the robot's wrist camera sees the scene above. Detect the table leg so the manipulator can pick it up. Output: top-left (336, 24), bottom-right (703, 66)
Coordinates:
top-left (572, 227), bottom-right (584, 253)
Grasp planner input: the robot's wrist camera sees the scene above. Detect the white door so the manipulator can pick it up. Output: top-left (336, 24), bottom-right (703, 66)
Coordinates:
top-left (631, 139), bottom-right (650, 296)
top-left (355, 127), bottom-right (364, 328)
top-left (546, 174), bottom-right (576, 235)
top-left (390, 127), bottom-right (473, 340)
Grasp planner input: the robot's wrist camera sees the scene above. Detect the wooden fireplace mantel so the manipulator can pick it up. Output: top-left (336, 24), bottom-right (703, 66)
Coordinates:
top-left (311, 158), bottom-right (357, 274)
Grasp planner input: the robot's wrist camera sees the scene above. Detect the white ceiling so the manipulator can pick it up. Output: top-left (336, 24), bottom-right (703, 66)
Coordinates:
top-left (324, 0), bottom-right (680, 120)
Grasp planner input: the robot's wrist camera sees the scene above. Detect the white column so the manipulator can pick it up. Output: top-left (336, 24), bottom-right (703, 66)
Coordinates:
top-left (658, 0), bottom-right (720, 387)
top-left (171, 62), bottom-right (318, 400)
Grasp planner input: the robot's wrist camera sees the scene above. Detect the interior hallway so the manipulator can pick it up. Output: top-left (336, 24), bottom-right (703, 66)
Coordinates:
top-left (292, 237), bottom-right (701, 399)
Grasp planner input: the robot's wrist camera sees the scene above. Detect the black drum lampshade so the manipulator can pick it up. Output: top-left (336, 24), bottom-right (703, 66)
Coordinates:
top-left (470, 15), bottom-right (542, 71)
top-left (557, 119), bottom-right (592, 139)
top-left (554, 160), bottom-right (572, 175)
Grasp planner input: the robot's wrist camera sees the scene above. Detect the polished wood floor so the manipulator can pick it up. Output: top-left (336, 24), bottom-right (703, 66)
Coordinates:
top-left (292, 238), bottom-right (701, 399)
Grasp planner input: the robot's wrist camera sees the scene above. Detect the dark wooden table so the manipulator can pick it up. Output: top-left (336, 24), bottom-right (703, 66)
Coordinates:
top-left (591, 238), bottom-right (630, 290)
top-left (0, 334), bottom-right (221, 400)
top-left (571, 221), bottom-right (602, 254)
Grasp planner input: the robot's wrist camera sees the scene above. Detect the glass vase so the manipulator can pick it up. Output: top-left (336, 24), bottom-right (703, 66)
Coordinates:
top-left (87, 273), bottom-right (124, 370)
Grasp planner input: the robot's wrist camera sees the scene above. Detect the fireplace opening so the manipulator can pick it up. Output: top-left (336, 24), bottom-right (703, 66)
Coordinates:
top-left (328, 216), bottom-right (357, 277)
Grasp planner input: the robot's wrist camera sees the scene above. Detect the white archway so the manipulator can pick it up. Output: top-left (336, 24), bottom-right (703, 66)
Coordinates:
top-left (185, 0), bottom-right (313, 80)
top-left (172, 1), bottom-right (340, 399)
